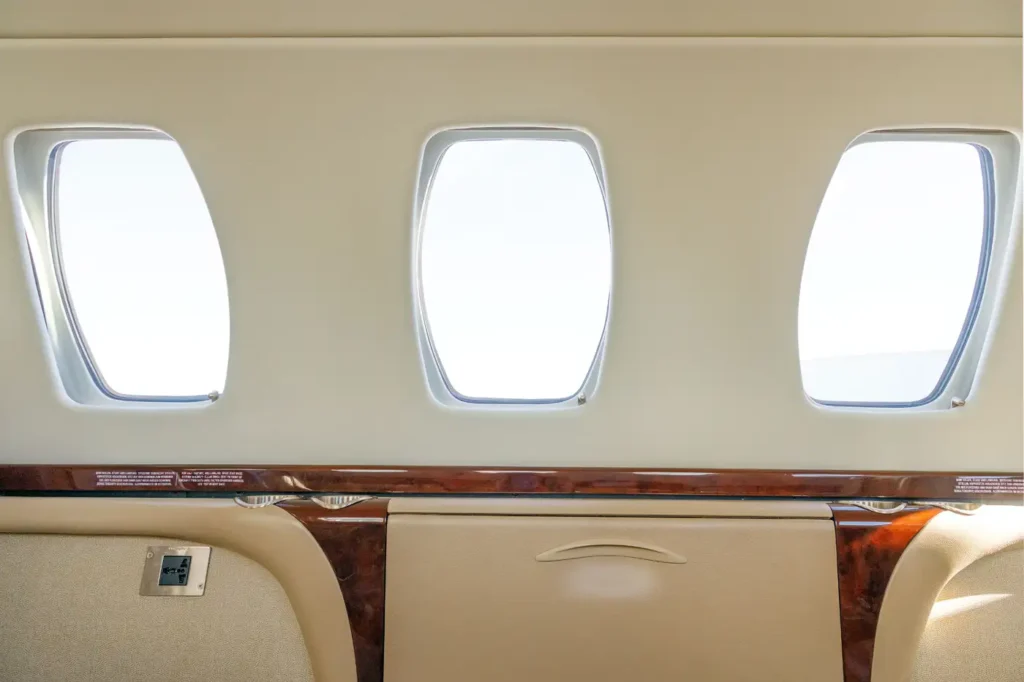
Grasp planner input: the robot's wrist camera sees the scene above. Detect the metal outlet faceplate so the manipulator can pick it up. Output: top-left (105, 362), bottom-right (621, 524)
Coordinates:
top-left (140, 545), bottom-right (211, 597)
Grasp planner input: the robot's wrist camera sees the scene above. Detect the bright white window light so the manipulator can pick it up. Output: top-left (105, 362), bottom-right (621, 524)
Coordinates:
top-left (798, 140), bottom-right (989, 405)
top-left (55, 138), bottom-right (230, 399)
top-left (419, 136), bottom-right (612, 402)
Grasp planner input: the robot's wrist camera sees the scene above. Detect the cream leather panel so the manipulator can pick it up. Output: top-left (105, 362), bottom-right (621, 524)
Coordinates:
top-left (0, 39), bottom-right (1019, 471)
top-left (385, 514), bottom-right (843, 681)
top-left (911, 546), bottom-right (1023, 682)
top-left (0, 534), bottom-right (314, 681)
top-left (0, 0), bottom-right (1017, 38)
top-left (872, 506), bottom-right (1024, 682)
top-left (0, 498), bottom-right (356, 682)
top-left (389, 497), bottom-right (832, 517)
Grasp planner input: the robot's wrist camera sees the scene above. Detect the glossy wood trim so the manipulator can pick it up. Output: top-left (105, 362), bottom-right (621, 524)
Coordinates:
top-left (279, 498), bottom-right (388, 682)
top-left (830, 503), bottom-right (942, 682)
top-left (0, 465), bottom-right (1020, 500)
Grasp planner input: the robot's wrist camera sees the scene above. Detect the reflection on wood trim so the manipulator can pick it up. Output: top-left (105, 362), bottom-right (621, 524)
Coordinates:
top-left (280, 498), bottom-right (388, 682)
top-left (0, 465), bottom-right (1019, 500)
top-left (830, 503), bottom-right (941, 682)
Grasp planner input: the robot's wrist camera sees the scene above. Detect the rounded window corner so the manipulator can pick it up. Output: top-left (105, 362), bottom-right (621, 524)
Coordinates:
top-left (413, 127), bottom-right (612, 407)
top-left (797, 132), bottom-right (1010, 409)
top-left (8, 127), bottom-right (230, 406)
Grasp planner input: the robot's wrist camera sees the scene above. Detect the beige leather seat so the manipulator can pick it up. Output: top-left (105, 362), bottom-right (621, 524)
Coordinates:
top-left (873, 506), bottom-right (1024, 682)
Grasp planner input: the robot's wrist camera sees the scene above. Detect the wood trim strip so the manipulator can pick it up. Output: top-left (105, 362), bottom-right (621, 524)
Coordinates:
top-left (279, 498), bottom-right (388, 682)
top-left (829, 503), bottom-right (942, 682)
top-left (0, 466), bottom-right (985, 682)
top-left (0, 465), bottom-right (1020, 500)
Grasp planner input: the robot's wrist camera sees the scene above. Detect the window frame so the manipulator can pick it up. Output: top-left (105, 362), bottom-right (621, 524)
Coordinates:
top-left (800, 129), bottom-right (1019, 411)
top-left (412, 126), bottom-right (614, 408)
top-left (6, 126), bottom-right (227, 406)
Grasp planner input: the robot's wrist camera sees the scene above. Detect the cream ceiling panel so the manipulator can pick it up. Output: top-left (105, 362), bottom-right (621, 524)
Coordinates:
top-left (0, 1), bottom-right (1019, 38)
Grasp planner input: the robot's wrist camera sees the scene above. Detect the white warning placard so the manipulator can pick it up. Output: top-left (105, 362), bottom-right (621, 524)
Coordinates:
top-left (95, 470), bottom-right (176, 487)
top-left (953, 476), bottom-right (1023, 496)
top-left (179, 470), bottom-right (246, 487)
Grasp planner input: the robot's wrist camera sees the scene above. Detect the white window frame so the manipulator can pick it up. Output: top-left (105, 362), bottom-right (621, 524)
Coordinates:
top-left (5, 125), bottom-right (223, 407)
top-left (802, 129), bottom-right (1020, 411)
top-left (412, 126), bottom-right (614, 408)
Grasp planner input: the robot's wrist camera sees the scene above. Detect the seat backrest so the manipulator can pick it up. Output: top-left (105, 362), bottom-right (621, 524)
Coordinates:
top-left (873, 506), bottom-right (1024, 682)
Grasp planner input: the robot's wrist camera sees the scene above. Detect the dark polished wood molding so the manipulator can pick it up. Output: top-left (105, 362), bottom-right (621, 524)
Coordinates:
top-left (0, 465), bottom-right (1007, 682)
top-left (279, 498), bottom-right (388, 682)
top-left (830, 504), bottom-right (941, 682)
top-left (0, 464), bottom-right (1020, 500)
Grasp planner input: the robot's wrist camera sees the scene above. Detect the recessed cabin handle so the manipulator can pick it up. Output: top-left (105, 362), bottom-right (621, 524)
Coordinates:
top-left (535, 539), bottom-right (687, 564)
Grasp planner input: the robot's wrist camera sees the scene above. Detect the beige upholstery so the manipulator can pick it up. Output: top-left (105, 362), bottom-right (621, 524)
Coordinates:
top-left (385, 512), bottom-right (843, 682)
top-left (873, 506), bottom-right (1024, 682)
top-left (911, 546), bottom-right (1023, 682)
top-left (0, 497), bottom-right (356, 682)
top-left (387, 497), bottom-right (833, 517)
top-left (0, 534), bottom-right (314, 681)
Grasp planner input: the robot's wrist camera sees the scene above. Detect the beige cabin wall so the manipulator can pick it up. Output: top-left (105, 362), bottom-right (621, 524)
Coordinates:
top-left (0, 37), bottom-right (1019, 469)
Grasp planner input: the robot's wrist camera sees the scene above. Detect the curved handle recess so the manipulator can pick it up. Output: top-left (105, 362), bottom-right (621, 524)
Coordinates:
top-left (535, 538), bottom-right (687, 564)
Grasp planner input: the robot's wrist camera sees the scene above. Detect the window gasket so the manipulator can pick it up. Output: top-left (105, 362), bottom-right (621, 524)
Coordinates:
top-left (413, 126), bottom-right (613, 407)
top-left (34, 129), bottom-right (220, 404)
top-left (806, 138), bottom-right (996, 410)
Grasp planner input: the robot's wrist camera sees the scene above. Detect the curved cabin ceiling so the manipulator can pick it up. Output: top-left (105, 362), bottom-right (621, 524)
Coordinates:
top-left (0, 0), bottom-right (1019, 38)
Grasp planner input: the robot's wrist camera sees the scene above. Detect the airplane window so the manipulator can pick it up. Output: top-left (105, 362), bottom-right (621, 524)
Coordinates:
top-left (54, 138), bottom-right (230, 400)
top-left (798, 140), bottom-right (990, 406)
top-left (418, 136), bottom-right (612, 403)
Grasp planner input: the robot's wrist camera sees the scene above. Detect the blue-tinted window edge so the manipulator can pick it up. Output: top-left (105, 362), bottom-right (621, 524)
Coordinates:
top-left (811, 143), bottom-right (996, 409)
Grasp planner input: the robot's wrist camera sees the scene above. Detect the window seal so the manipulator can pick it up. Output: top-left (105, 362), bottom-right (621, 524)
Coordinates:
top-left (47, 137), bottom-right (213, 404)
top-left (412, 126), bottom-right (613, 407)
top-left (8, 126), bottom-right (226, 406)
top-left (808, 137), bottom-right (997, 410)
